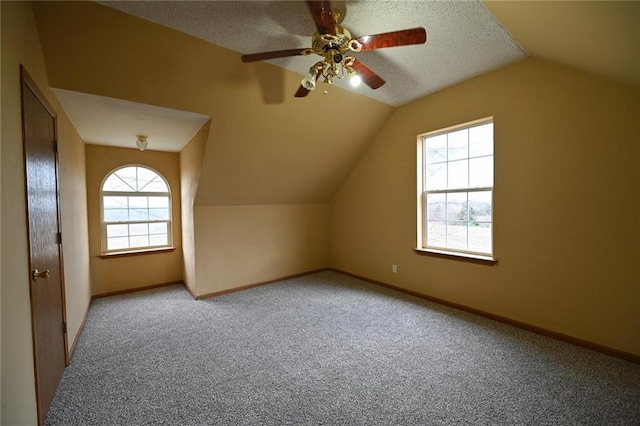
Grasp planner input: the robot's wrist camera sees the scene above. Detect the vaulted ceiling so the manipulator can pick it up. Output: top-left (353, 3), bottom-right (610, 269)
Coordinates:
top-left (98, 0), bottom-right (527, 107)
top-left (34, 1), bottom-right (639, 205)
top-left (34, 1), bottom-right (394, 205)
top-left (101, 1), bottom-right (639, 102)
top-left (485, 1), bottom-right (639, 91)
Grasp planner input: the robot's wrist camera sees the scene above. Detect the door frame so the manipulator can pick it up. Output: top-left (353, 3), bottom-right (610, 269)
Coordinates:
top-left (20, 64), bottom-right (69, 425)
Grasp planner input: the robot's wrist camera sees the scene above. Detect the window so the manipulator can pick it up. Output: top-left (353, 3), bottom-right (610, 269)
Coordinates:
top-left (101, 165), bottom-right (172, 253)
top-left (417, 118), bottom-right (494, 260)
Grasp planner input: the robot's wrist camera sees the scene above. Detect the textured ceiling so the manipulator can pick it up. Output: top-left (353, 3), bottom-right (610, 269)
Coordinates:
top-left (53, 1), bottom-right (638, 152)
top-left (100, 0), bottom-right (527, 106)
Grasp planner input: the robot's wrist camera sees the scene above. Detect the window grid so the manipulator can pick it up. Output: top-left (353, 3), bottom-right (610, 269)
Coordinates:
top-left (101, 166), bottom-right (172, 253)
top-left (419, 119), bottom-right (494, 258)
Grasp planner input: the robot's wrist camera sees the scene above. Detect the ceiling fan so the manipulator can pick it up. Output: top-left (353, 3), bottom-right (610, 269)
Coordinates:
top-left (241, 0), bottom-right (427, 97)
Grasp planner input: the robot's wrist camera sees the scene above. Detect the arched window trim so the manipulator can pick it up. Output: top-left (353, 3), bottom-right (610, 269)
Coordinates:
top-left (100, 164), bottom-right (173, 254)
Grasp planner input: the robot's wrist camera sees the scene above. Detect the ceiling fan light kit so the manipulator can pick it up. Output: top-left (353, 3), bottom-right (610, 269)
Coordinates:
top-left (301, 63), bottom-right (321, 90)
top-left (241, 0), bottom-right (427, 98)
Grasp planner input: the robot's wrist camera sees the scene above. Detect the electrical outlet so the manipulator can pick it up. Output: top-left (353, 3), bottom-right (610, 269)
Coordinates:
top-left (392, 264), bottom-right (398, 273)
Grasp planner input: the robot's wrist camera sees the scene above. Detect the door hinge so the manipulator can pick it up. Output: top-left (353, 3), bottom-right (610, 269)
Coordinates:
top-left (63, 322), bottom-right (67, 335)
top-left (56, 232), bottom-right (62, 244)
top-left (53, 140), bottom-right (58, 153)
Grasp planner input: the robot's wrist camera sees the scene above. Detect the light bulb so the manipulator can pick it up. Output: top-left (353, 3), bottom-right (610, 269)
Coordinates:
top-left (301, 67), bottom-right (318, 91)
top-left (350, 74), bottom-right (362, 87)
top-left (136, 135), bottom-right (148, 151)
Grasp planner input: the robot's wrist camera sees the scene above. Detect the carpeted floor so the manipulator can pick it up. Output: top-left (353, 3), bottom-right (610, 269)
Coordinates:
top-left (46, 271), bottom-right (640, 424)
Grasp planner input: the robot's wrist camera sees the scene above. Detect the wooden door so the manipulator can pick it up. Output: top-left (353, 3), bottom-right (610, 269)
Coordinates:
top-left (20, 65), bottom-right (68, 425)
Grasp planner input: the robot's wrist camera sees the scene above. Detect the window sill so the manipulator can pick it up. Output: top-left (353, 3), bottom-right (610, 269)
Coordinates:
top-left (99, 247), bottom-right (176, 259)
top-left (413, 248), bottom-right (498, 266)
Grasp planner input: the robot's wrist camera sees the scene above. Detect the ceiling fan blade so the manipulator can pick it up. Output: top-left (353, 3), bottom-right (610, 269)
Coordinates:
top-left (241, 48), bottom-right (308, 63)
top-left (351, 59), bottom-right (386, 90)
top-left (294, 85), bottom-right (312, 98)
top-left (355, 27), bottom-right (427, 52)
top-left (306, 0), bottom-right (337, 35)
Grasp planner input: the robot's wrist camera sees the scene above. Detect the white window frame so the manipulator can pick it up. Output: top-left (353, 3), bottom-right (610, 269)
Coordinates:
top-left (100, 165), bottom-right (173, 254)
top-left (416, 117), bottom-right (496, 263)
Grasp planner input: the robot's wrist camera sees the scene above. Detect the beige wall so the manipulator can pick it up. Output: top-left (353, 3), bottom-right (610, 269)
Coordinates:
top-left (33, 1), bottom-right (394, 210)
top-left (180, 122), bottom-right (210, 295)
top-left (85, 145), bottom-right (183, 295)
top-left (194, 204), bottom-right (329, 296)
top-left (330, 57), bottom-right (640, 355)
top-left (1, 2), bottom-right (91, 424)
top-left (57, 98), bottom-right (92, 353)
top-left (33, 1), bottom-right (391, 297)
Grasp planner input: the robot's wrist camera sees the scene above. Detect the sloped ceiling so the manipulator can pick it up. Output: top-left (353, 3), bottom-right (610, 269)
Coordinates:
top-left (98, 0), bottom-right (527, 107)
top-left (98, 0), bottom-right (639, 102)
top-left (485, 1), bottom-right (639, 90)
top-left (34, 1), bottom-right (394, 205)
top-left (45, 1), bottom-right (638, 154)
top-left (34, 1), bottom-right (639, 206)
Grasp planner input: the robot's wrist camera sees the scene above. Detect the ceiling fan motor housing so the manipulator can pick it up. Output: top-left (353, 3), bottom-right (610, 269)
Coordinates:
top-left (312, 27), bottom-right (353, 56)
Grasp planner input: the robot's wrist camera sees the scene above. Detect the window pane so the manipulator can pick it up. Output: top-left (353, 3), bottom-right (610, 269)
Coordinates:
top-left (144, 178), bottom-right (168, 192)
top-left (137, 168), bottom-right (168, 192)
top-left (447, 160), bottom-right (468, 189)
top-left (469, 156), bottom-right (493, 188)
top-left (136, 167), bottom-right (154, 191)
top-left (149, 222), bottom-right (167, 234)
top-left (447, 192), bottom-right (467, 221)
top-left (106, 224), bottom-right (128, 238)
top-left (107, 236), bottom-right (129, 250)
top-left (427, 221), bottom-right (446, 247)
top-left (447, 129), bottom-right (468, 161)
top-left (149, 234), bottom-right (168, 246)
top-left (425, 134), bottom-right (447, 164)
top-left (104, 208), bottom-right (128, 222)
top-left (129, 223), bottom-right (148, 236)
top-left (103, 172), bottom-right (135, 192)
top-left (469, 223), bottom-right (492, 253)
top-left (149, 208), bottom-right (169, 220)
top-left (446, 221), bottom-right (467, 250)
top-left (129, 208), bottom-right (149, 221)
top-left (128, 196), bottom-right (148, 209)
top-left (427, 193), bottom-right (446, 220)
top-left (113, 167), bottom-right (137, 191)
top-left (103, 196), bottom-right (127, 209)
top-left (469, 122), bottom-right (493, 158)
top-left (469, 191), bottom-right (492, 221)
top-left (148, 196), bottom-right (169, 208)
top-left (425, 163), bottom-right (447, 190)
top-left (130, 235), bottom-right (149, 248)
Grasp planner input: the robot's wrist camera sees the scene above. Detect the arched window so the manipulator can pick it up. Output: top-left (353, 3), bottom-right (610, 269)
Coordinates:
top-left (101, 165), bottom-right (172, 253)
